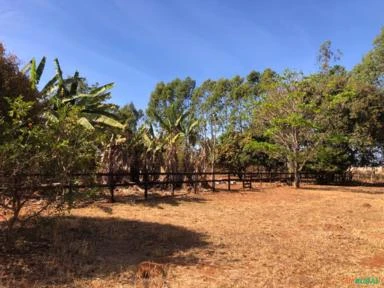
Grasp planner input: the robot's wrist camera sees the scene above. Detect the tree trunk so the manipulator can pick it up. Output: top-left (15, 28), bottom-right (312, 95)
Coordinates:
top-left (171, 144), bottom-right (178, 196)
top-left (289, 159), bottom-right (300, 189)
top-left (293, 171), bottom-right (300, 188)
top-left (108, 136), bottom-right (116, 202)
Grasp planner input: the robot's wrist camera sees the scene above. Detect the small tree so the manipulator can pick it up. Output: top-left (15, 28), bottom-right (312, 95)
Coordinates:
top-left (0, 96), bottom-right (98, 235)
top-left (0, 97), bottom-right (48, 232)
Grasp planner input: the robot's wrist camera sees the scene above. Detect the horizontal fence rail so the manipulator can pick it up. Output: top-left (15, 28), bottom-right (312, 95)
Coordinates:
top-left (0, 171), bottom-right (353, 200)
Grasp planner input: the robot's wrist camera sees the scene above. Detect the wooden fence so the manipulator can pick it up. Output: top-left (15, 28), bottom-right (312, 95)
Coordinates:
top-left (0, 171), bottom-right (353, 200)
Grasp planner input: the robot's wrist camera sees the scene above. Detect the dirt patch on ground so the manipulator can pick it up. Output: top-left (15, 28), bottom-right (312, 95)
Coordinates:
top-left (361, 253), bottom-right (384, 269)
top-left (1, 184), bottom-right (384, 287)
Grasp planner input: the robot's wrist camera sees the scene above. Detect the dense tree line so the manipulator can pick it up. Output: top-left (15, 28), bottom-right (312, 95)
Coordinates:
top-left (1, 28), bottom-right (384, 231)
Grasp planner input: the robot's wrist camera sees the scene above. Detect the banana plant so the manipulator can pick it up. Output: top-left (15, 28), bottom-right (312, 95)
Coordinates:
top-left (152, 102), bottom-right (200, 176)
top-left (142, 125), bottom-right (164, 156)
top-left (21, 57), bottom-right (46, 90)
top-left (141, 124), bottom-right (164, 176)
top-left (23, 57), bottom-right (124, 130)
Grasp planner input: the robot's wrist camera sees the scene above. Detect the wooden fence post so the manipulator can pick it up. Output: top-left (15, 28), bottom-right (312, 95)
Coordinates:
top-left (194, 173), bottom-right (198, 194)
top-left (69, 175), bottom-right (73, 197)
top-left (171, 173), bottom-right (175, 196)
top-left (108, 171), bottom-right (115, 203)
top-left (228, 172), bottom-right (231, 191)
top-left (144, 170), bottom-right (148, 200)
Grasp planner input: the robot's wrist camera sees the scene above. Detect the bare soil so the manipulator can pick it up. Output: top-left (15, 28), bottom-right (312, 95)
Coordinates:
top-left (1, 184), bottom-right (384, 287)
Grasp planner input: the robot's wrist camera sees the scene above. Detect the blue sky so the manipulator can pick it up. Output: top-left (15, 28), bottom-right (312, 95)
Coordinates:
top-left (1, 0), bottom-right (383, 109)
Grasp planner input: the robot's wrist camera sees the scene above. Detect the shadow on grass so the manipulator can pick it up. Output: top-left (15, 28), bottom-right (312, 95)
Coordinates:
top-left (349, 181), bottom-right (384, 187)
top-left (117, 193), bottom-right (209, 208)
top-left (303, 184), bottom-right (384, 195)
top-left (0, 216), bottom-right (209, 287)
top-left (73, 189), bottom-right (210, 209)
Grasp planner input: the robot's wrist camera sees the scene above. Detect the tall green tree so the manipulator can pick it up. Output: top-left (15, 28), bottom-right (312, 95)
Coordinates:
top-left (147, 78), bottom-right (198, 176)
top-left (253, 70), bottom-right (328, 188)
top-left (349, 28), bottom-right (384, 159)
top-left (353, 28), bottom-right (384, 87)
top-left (147, 77), bottom-right (196, 128)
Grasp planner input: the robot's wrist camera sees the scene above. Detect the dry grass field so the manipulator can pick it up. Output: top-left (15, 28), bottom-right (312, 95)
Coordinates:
top-left (1, 184), bottom-right (384, 287)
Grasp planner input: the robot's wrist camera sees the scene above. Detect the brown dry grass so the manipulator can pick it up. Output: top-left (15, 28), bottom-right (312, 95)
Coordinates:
top-left (1, 184), bottom-right (384, 287)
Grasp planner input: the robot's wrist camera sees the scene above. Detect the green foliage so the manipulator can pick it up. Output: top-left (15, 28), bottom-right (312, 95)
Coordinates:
top-left (0, 43), bottom-right (41, 125)
top-left (146, 77), bottom-right (196, 126)
top-left (146, 78), bottom-right (200, 174)
top-left (118, 102), bottom-right (143, 132)
top-left (0, 95), bottom-right (98, 231)
top-left (353, 28), bottom-right (384, 87)
top-left (253, 70), bottom-right (331, 187)
top-left (22, 57), bottom-right (46, 90)
top-left (23, 57), bottom-right (124, 131)
top-left (217, 132), bottom-right (260, 176)
top-left (0, 45), bottom-right (122, 231)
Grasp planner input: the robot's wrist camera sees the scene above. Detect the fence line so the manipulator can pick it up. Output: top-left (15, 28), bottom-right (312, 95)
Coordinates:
top-left (0, 171), bottom-right (353, 200)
